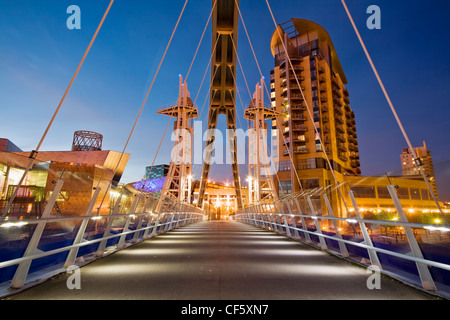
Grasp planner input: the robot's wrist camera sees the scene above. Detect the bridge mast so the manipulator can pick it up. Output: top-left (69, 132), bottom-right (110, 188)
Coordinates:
top-left (245, 78), bottom-right (279, 204)
top-left (156, 75), bottom-right (198, 212)
top-left (197, 0), bottom-right (243, 210)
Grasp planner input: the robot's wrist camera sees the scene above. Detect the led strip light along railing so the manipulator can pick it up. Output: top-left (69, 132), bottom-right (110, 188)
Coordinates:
top-left (0, 200), bottom-right (204, 292)
top-left (235, 189), bottom-right (450, 296)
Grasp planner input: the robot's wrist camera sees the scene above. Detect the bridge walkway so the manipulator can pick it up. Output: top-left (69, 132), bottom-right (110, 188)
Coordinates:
top-left (6, 221), bottom-right (434, 300)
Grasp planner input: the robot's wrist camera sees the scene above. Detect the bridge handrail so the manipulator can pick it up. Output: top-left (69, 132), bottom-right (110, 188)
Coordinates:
top-left (0, 212), bottom-right (205, 271)
top-left (235, 186), bottom-right (450, 296)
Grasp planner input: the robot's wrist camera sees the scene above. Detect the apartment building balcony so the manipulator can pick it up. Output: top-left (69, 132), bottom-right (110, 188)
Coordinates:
top-left (320, 96), bottom-right (328, 103)
top-left (336, 124), bottom-right (345, 133)
top-left (336, 134), bottom-right (346, 143)
top-left (344, 96), bottom-right (350, 104)
top-left (293, 146), bottom-right (309, 154)
top-left (318, 66), bottom-right (325, 74)
top-left (338, 153), bottom-right (348, 162)
top-left (332, 76), bottom-right (340, 88)
top-left (334, 105), bottom-right (343, 116)
top-left (322, 116), bottom-right (329, 123)
top-left (335, 115), bottom-right (344, 124)
top-left (323, 126), bottom-right (330, 133)
top-left (319, 76), bottom-right (326, 83)
top-left (351, 160), bottom-right (361, 168)
top-left (321, 106), bottom-right (328, 113)
top-left (333, 96), bottom-right (343, 107)
top-left (320, 85), bottom-right (327, 93)
top-left (291, 114), bottom-right (306, 122)
top-left (293, 136), bottom-right (308, 143)
top-left (290, 94), bottom-right (304, 101)
top-left (292, 125), bottom-right (307, 132)
top-left (291, 104), bottom-right (306, 111)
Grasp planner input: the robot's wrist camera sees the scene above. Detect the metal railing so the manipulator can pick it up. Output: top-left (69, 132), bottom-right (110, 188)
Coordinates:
top-left (0, 178), bottom-right (204, 294)
top-left (235, 186), bottom-right (450, 298)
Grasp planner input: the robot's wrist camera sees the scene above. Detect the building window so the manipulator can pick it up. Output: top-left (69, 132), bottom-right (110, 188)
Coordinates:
top-left (397, 188), bottom-right (410, 199)
top-left (279, 180), bottom-right (292, 195)
top-left (421, 189), bottom-right (430, 200)
top-left (377, 186), bottom-right (391, 199)
top-left (351, 186), bottom-right (376, 198)
top-left (278, 161), bottom-right (291, 172)
top-left (300, 179), bottom-right (320, 189)
top-left (297, 158), bottom-right (316, 170)
top-left (410, 188), bottom-right (420, 200)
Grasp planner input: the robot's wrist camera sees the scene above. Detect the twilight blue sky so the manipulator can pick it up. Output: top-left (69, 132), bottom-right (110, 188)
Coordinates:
top-left (0, 0), bottom-right (449, 199)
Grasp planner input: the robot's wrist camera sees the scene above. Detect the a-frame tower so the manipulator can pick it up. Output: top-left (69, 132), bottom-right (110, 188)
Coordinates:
top-left (197, 0), bottom-right (243, 209)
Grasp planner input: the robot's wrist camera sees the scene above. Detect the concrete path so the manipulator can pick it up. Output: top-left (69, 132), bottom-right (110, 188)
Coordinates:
top-left (5, 221), bottom-right (435, 300)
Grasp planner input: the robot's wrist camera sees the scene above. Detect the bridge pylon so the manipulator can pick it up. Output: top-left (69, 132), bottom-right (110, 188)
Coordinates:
top-left (197, 0), bottom-right (243, 210)
top-left (244, 77), bottom-right (279, 204)
top-left (155, 75), bottom-right (198, 212)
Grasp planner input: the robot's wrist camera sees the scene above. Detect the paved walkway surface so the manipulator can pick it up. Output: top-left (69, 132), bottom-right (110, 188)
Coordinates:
top-left (5, 221), bottom-right (436, 300)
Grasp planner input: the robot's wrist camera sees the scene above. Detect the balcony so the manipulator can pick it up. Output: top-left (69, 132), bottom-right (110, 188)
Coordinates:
top-left (292, 125), bottom-right (307, 132)
top-left (334, 105), bottom-right (343, 116)
top-left (291, 104), bottom-right (306, 111)
top-left (321, 106), bottom-right (328, 113)
top-left (333, 96), bottom-right (343, 107)
top-left (291, 114), bottom-right (306, 122)
top-left (338, 153), bottom-right (348, 162)
top-left (337, 143), bottom-right (347, 152)
top-left (293, 136), bottom-right (308, 143)
top-left (318, 66), bottom-right (325, 74)
top-left (322, 116), bottom-right (329, 123)
top-left (336, 134), bottom-right (346, 143)
top-left (291, 94), bottom-right (304, 101)
top-left (293, 146), bottom-right (309, 154)
top-left (320, 96), bottom-right (328, 103)
top-left (336, 124), bottom-right (345, 133)
top-left (319, 76), bottom-right (326, 83)
top-left (351, 160), bottom-right (360, 168)
top-left (335, 115), bottom-right (344, 124)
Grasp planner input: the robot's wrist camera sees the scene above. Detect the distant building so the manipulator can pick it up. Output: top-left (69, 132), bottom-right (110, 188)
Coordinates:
top-left (0, 132), bottom-right (129, 218)
top-left (401, 141), bottom-right (437, 199)
top-left (0, 138), bottom-right (22, 152)
top-left (144, 164), bottom-right (170, 180)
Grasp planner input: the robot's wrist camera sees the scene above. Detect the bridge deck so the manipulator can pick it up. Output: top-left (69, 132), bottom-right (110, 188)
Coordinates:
top-left (6, 221), bottom-right (434, 300)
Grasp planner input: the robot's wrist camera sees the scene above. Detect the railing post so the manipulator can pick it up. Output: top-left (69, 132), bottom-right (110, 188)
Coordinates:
top-left (151, 213), bottom-right (162, 237)
top-left (348, 190), bottom-right (382, 269)
top-left (307, 196), bottom-right (328, 250)
top-left (117, 194), bottom-right (140, 249)
top-left (64, 185), bottom-right (102, 268)
top-left (10, 179), bottom-right (65, 289)
top-left (142, 213), bottom-right (155, 239)
top-left (323, 194), bottom-right (349, 257)
top-left (279, 200), bottom-right (292, 238)
top-left (286, 199), bottom-right (300, 239)
top-left (294, 198), bottom-right (311, 243)
top-left (96, 189), bottom-right (124, 256)
top-left (387, 185), bottom-right (437, 291)
top-left (260, 205), bottom-right (269, 230)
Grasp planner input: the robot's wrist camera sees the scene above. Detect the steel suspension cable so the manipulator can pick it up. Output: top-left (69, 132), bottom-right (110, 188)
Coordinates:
top-left (230, 17), bottom-right (303, 192)
top-left (229, 36), bottom-right (295, 195)
top-left (340, 0), bottom-right (447, 224)
top-left (185, 0), bottom-right (217, 83)
top-left (1, 0), bottom-right (116, 220)
top-left (95, 0), bottom-right (189, 213)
